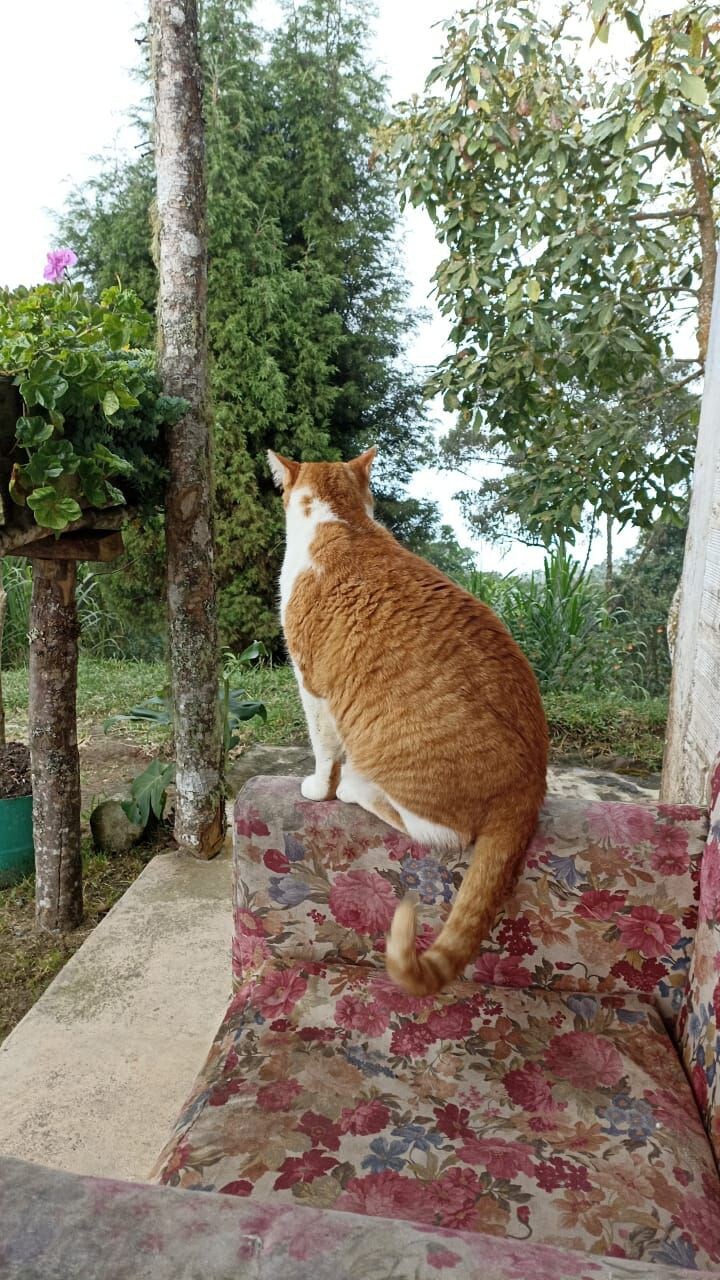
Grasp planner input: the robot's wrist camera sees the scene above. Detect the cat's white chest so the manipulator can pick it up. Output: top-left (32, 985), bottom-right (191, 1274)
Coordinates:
top-left (279, 488), bottom-right (338, 625)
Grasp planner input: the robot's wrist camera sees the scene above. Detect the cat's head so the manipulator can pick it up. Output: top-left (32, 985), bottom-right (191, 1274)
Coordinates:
top-left (267, 448), bottom-right (377, 519)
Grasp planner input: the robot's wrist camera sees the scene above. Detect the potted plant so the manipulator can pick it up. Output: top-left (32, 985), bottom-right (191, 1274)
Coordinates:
top-left (0, 249), bottom-right (187, 539)
top-left (0, 740), bottom-right (33, 886)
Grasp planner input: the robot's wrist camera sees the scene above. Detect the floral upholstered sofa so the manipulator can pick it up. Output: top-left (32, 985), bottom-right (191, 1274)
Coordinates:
top-left (152, 761), bottom-right (720, 1277)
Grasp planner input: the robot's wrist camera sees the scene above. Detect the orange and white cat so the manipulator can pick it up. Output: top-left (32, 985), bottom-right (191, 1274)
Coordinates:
top-left (268, 447), bottom-right (548, 995)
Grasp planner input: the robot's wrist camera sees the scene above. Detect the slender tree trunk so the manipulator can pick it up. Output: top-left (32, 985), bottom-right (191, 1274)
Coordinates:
top-left (605, 515), bottom-right (613, 595)
top-left (0, 579), bottom-right (6, 748)
top-left (686, 127), bottom-right (717, 367)
top-left (29, 559), bottom-right (82, 932)
top-left (151, 0), bottom-right (224, 858)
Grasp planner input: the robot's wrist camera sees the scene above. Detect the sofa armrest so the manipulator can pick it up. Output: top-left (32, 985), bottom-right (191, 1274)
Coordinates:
top-left (233, 776), bottom-right (707, 1032)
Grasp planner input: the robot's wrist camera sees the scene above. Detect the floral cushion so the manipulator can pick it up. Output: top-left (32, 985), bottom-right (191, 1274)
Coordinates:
top-left (234, 779), bottom-right (708, 1034)
top-left (680, 755), bottom-right (720, 1162)
top-left (153, 962), bottom-right (720, 1270)
top-left (7, 1155), bottom-right (720, 1280)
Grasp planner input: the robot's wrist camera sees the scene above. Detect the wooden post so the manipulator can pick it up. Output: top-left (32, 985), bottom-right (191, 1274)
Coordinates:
top-left (29, 558), bottom-right (83, 932)
top-left (661, 251), bottom-right (720, 802)
top-left (152, 0), bottom-right (225, 858)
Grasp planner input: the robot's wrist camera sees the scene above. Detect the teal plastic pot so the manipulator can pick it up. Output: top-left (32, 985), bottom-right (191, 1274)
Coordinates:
top-left (0, 794), bottom-right (35, 888)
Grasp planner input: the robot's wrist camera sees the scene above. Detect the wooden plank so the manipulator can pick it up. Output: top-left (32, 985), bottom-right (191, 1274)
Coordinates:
top-left (0, 506), bottom-right (128, 556)
top-left (19, 530), bottom-right (125, 563)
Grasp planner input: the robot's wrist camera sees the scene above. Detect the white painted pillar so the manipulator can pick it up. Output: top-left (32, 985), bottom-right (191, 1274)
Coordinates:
top-left (661, 252), bottom-right (720, 802)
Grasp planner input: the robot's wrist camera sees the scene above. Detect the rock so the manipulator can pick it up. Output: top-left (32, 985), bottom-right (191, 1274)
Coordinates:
top-left (228, 743), bottom-right (314, 790)
top-left (90, 800), bottom-right (144, 855)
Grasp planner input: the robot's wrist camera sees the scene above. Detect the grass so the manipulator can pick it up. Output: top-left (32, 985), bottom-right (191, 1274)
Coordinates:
top-left (0, 839), bottom-right (153, 1044)
top-left (3, 656), bottom-right (668, 769)
top-left (544, 692), bottom-right (667, 772)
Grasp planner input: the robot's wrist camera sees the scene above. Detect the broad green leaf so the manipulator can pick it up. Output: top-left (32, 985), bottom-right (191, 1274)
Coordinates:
top-left (527, 278), bottom-right (541, 302)
top-left (679, 73), bottom-right (707, 107)
top-left (26, 486), bottom-right (82, 531)
top-left (102, 389), bottom-right (120, 416)
top-left (15, 416), bottom-right (53, 449)
top-left (121, 758), bottom-right (176, 827)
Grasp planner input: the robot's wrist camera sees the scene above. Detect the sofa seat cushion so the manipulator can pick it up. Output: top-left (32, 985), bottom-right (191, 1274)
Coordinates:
top-left (153, 963), bottom-right (720, 1270)
top-left (234, 779), bottom-right (708, 1035)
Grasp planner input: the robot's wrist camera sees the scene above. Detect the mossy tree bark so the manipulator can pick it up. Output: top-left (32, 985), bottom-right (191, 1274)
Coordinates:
top-left (29, 559), bottom-right (83, 932)
top-left (151, 0), bottom-right (224, 857)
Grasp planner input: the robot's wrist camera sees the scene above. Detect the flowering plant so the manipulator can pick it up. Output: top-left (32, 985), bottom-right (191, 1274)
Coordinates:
top-left (0, 251), bottom-right (186, 532)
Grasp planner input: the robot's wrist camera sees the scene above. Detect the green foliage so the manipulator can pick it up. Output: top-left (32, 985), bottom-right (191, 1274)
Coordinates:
top-left (103, 642), bottom-right (267, 754)
top-left (381, 0), bottom-right (716, 544)
top-left (59, 0), bottom-right (434, 648)
top-left (1, 558), bottom-right (128, 666)
top-left (613, 519), bottom-right (687, 695)
top-left (0, 282), bottom-right (186, 532)
top-left (468, 548), bottom-right (642, 694)
top-left (121, 758), bottom-right (175, 827)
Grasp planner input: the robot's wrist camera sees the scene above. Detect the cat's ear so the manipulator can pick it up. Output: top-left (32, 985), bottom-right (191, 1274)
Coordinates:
top-left (347, 445), bottom-right (377, 488)
top-left (267, 450), bottom-right (301, 489)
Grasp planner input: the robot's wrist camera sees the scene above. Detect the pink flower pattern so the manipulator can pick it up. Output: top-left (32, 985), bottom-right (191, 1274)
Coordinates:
top-left (148, 769), bottom-right (720, 1273)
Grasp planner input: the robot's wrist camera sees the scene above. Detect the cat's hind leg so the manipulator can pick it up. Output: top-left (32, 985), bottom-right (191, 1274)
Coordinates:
top-left (336, 761), bottom-right (407, 831)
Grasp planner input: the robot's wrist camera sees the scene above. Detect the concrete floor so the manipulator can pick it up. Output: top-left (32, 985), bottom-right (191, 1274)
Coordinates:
top-left (0, 839), bottom-right (233, 1182)
top-left (0, 761), bottom-right (660, 1183)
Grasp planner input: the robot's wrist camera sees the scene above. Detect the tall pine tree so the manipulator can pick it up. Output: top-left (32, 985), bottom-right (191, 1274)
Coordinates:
top-left (60, 0), bottom-right (465, 650)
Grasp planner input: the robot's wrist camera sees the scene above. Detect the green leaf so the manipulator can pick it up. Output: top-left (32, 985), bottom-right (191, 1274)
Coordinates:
top-left (121, 758), bottom-right (176, 828)
top-left (527, 278), bottom-right (541, 303)
top-left (15, 416), bottom-right (53, 449)
top-left (26, 487), bottom-right (82, 532)
top-left (102, 389), bottom-right (120, 416)
top-left (104, 695), bottom-right (173, 732)
top-left (679, 73), bottom-right (707, 107)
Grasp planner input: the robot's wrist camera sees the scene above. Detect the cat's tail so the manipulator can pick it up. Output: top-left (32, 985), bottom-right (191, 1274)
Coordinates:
top-left (385, 806), bottom-right (535, 996)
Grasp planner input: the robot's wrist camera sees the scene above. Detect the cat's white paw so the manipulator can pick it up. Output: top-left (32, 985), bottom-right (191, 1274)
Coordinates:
top-left (301, 773), bottom-right (331, 801)
top-left (336, 778), bottom-right (359, 806)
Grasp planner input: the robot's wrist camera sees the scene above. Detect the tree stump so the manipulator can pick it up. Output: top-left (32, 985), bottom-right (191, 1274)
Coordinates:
top-left (29, 558), bottom-right (82, 932)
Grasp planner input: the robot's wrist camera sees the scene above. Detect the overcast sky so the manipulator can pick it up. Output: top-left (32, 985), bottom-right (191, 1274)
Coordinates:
top-left (0, 0), bottom-right (643, 573)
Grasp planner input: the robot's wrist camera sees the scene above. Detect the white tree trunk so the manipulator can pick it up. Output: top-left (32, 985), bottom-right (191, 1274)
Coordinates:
top-left (151, 0), bottom-right (224, 856)
top-left (661, 251), bottom-right (720, 803)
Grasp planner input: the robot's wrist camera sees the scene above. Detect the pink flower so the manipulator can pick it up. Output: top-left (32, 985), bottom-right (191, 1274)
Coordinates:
top-left (390, 1022), bottom-right (433, 1057)
top-left (274, 1149), bottom-right (338, 1190)
top-left (585, 803), bottom-right (657, 845)
top-left (434, 1103), bottom-right (472, 1140)
top-left (673, 1193), bottom-right (720, 1261)
top-left (43, 247), bottom-right (77, 282)
top-left (234, 908), bottom-right (267, 938)
top-left (264, 848), bottom-right (290, 873)
top-left (339, 1099), bottom-right (391, 1135)
top-left (545, 1031), bottom-right (623, 1089)
top-left (503, 1063), bottom-right (566, 1116)
top-left (575, 889), bottom-right (626, 921)
top-left (658, 803), bottom-right (705, 821)
top-left (457, 1136), bottom-right (535, 1180)
top-left (616, 905), bottom-right (681, 957)
top-left (219, 1179), bottom-right (253, 1196)
top-left (610, 956), bottom-right (667, 992)
top-left (335, 992), bottom-right (390, 1037)
top-left (691, 1063), bottom-right (709, 1113)
top-left (233, 931), bottom-right (270, 973)
top-left (473, 953), bottom-right (532, 987)
top-left (383, 832), bottom-right (427, 861)
top-left (328, 869), bottom-right (397, 934)
top-left (427, 1246), bottom-right (461, 1269)
top-left (254, 966), bottom-right (307, 1019)
top-left (650, 825), bottom-right (690, 876)
top-left (432, 1166), bottom-right (483, 1229)
top-left (297, 1111), bottom-right (342, 1151)
top-left (256, 1079), bottom-right (302, 1111)
top-left (235, 812), bottom-right (271, 838)
top-left (426, 1002), bottom-right (474, 1040)
top-left (338, 1171), bottom-right (431, 1223)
